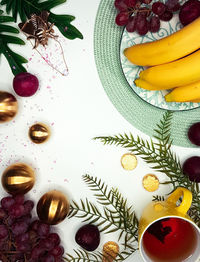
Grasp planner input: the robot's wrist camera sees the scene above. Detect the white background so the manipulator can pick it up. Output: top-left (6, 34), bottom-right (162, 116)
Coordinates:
top-left (0, 0), bottom-right (199, 261)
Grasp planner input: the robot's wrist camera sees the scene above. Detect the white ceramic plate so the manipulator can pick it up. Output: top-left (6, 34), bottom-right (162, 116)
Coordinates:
top-left (120, 16), bottom-right (200, 111)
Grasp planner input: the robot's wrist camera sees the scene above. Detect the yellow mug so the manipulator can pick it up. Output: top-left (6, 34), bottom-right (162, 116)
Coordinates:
top-left (138, 187), bottom-right (200, 262)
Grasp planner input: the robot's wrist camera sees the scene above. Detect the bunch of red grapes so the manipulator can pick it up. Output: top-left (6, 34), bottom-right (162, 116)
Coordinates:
top-left (114, 0), bottom-right (200, 35)
top-left (0, 194), bottom-right (64, 262)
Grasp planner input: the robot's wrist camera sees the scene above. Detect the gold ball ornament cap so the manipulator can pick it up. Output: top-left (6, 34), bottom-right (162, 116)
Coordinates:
top-left (29, 123), bottom-right (50, 144)
top-left (37, 190), bottom-right (70, 225)
top-left (102, 241), bottom-right (119, 262)
top-left (0, 91), bottom-right (18, 122)
top-left (143, 174), bottom-right (160, 192)
top-left (1, 163), bottom-right (35, 195)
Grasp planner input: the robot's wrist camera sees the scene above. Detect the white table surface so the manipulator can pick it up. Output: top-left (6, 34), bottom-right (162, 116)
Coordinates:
top-left (0, 1), bottom-right (199, 261)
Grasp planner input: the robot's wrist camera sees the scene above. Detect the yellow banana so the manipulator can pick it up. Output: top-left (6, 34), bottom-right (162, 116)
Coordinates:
top-left (124, 17), bottom-right (200, 66)
top-left (134, 78), bottom-right (173, 90)
top-left (139, 49), bottom-right (200, 89)
top-left (165, 80), bottom-right (200, 102)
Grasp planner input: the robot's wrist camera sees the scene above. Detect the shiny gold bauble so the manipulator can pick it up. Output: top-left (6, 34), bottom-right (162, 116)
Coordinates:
top-left (1, 163), bottom-right (35, 195)
top-left (29, 123), bottom-right (50, 144)
top-left (37, 190), bottom-right (70, 225)
top-left (0, 91), bottom-right (18, 122)
top-left (102, 241), bottom-right (119, 262)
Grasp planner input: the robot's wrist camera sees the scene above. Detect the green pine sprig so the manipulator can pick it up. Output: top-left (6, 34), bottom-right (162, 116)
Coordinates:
top-left (64, 244), bottom-right (137, 262)
top-left (66, 174), bottom-right (138, 262)
top-left (0, 0), bottom-right (83, 40)
top-left (0, 10), bottom-right (27, 75)
top-left (94, 111), bottom-right (200, 227)
top-left (94, 111), bottom-right (186, 187)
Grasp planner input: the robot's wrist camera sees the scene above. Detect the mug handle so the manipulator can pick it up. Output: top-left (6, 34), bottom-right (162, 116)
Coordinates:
top-left (166, 187), bottom-right (192, 214)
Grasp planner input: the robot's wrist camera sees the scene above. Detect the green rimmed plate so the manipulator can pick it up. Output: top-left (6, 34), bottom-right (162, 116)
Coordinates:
top-left (94, 0), bottom-right (200, 148)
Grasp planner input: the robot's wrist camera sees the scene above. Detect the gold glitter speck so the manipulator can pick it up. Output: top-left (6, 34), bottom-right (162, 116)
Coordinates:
top-left (121, 153), bottom-right (137, 170)
top-left (143, 174), bottom-right (160, 192)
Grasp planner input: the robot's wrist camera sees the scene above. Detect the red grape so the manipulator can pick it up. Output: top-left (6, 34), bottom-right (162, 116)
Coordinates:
top-left (75, 224), bottom-right (100, 251)
top-left (48, 233), bottom-right (61, 246)
top-left (12, 221), bottom-right (28, 235)
top-left (0, 224), bottom-right (8, 238)
top-left (149, 15), bottom-right (160, 32)
top-left (41, 238), bottom-right (55, 250)
top-left (23, 200), bottom-right (34, 215)
top-left (16, 241), bottom-right (31, 252)
top-left (182, 156), bottom-right (200, 182)
top-left (125, 0), bottom-right (138, 7)
top-left (50, 245), bottom-right (64, 257)
top-left (13, 72), bottom-right (39, 97)
top-left (41, 254), bottom-right (55, 262)
top-left (0, 207), bottom-right (7, 220)
top-left (114, 0), bottom-right (128, 10)
top-left (115, 11), bottom-right (130, 26)
top-left (9, 204), bottom-right (25, 218)
top-left (188, 122), bottom-right (200, 146)
top-left (179, 0), bottom-right (200, 26)
top-left (152, 2), bottom-right (166, 15)
top-left (136, 15), bottom-right (149, 35)
top-left (142, 0), bottom-right (152, 4)
top-left (37, 222), bottom-right (50, 238)
top-left (159, 10), bottom-right (173, 21)
top-left (126, 16), bottom-right (137, 32)
top-left (14, 195), bottom-right (24, 205)
top-left (1, 196), bottom-right (15, 210)
top-left (166, 0), bottom-right (180, 11)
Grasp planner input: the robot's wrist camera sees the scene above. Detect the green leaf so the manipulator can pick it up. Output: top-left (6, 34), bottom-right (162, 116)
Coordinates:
top-left (0, 13), bottom-right (27, 75)
top-left (49, 13), bottom-right (83, 40)
top-left (1, 0), bottom-right (83, 40)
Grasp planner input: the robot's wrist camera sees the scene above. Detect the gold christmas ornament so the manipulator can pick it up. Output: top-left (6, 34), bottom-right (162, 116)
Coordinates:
top-left (142, 174), bottom-right (160, 192)
top-left (29, 123), bottom-right (50, 144)
top-left (121, 153), bottom-right (137, 170)
top-left (1, 163), bottom-right (35, 195)
top-left (102, 241), bottom-right (119, 262)
top-left (0, 91), bottom-right (18, 122)
top-left (37, 190), bottom-right (70, 225)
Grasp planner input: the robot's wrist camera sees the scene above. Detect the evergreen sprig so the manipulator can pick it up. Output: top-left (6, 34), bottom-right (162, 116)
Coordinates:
top-left (0, 0), bottom-right (83, 40)
top-left (66, 175), bottom-right (138, 262)
top-left (64, 244), bottom-right (137, 262)
top-left (94, 111), bottom-right (189, 188)
top-left (0, 10), bottom-right (27, 75)
top-left (94, 111), bottom-right (200, 227)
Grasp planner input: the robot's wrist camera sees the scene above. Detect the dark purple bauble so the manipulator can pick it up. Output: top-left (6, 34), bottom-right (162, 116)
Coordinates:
top-left (182, 156), bottom-right (200, 182)
top-left (13, 72), bottom-right (39, 97)
top-left (188, 122), bottom-right (200, 146)
top-left (75, 224), bottom-right (100, 251)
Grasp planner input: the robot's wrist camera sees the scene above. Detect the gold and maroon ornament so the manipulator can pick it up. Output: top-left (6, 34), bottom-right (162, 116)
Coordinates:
top-left (29, 123), bottom-right (50, 144)
top-left (0, 91), bottom-right (18, 122)
top-left (1, 163), bottom-right (35, 195)
top-left (37, 190), bottom-right (70, 225)
top-left (142, 174), bottom-right (160, 192)
top-left (102, 241), bottom-right (119, 262)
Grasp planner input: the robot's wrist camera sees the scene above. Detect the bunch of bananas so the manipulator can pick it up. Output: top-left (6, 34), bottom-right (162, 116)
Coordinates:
top-left (124, 18), bottom-right (200, 103)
